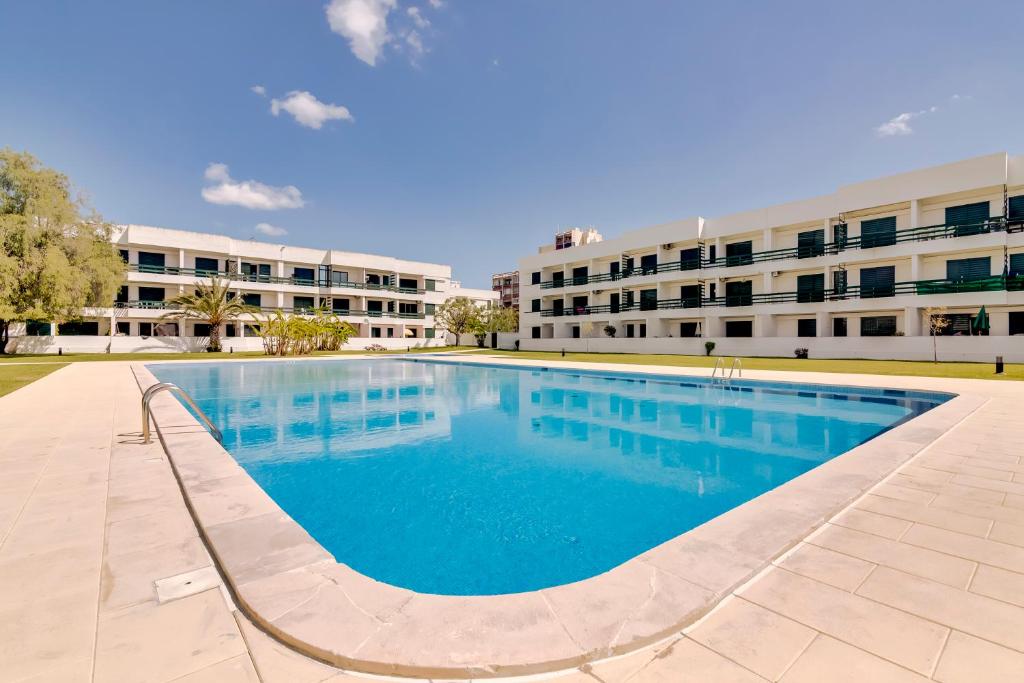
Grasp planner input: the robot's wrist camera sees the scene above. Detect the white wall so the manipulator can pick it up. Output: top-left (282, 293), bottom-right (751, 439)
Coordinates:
top-left (4, 335), bottom-right (449, 354)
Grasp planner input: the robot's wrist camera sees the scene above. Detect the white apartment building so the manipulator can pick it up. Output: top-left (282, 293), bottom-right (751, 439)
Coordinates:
top-left (9, 225), bottom-right (497, 353)
top-left (519, 152), bottom-right (1024, 362)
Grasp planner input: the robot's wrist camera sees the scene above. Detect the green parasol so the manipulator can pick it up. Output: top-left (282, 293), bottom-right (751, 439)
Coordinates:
top-left (971, 306), bottom-right (989, 335)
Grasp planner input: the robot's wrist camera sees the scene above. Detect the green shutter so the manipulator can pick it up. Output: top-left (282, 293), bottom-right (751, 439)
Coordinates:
top-left (946, 257), bottom-right (991, 282)
top-left (797, 229), bottom-right (825, 258)
top-left (946, 202), bottom-right (990, 236)
top-left (797, 273), bottom-right (825, 302)
top-left (860, 217), bottom-right (896, 248)
top-left (1010, 253), bottom-right (1024, 277)
top-left (859, 266), bottom-right (895, 298)
top-left (425, 328), bottom-right (435, 339)
top-left (1009, 196), bottom-right (1024, 221)
top-left (424, 279), bottom-right (436, 292)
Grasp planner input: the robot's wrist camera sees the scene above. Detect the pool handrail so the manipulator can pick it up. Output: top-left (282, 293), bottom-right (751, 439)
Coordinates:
top-left (141, 382), bottom-right (223, 444)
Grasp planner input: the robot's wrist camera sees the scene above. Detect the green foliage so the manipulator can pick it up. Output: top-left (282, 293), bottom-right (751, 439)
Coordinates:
top-left (0, 149), bottom-right (125, 349)
top-left (161, 278), bottom-right (256, 352)
top-left (704, 340), bottom-right (716, 356)
top-left (258, 307), bottom-right (358, 356)
top-left (477, 303), bottom-right (519, 334)
top-left (434, 296), bottom-right (481, 345)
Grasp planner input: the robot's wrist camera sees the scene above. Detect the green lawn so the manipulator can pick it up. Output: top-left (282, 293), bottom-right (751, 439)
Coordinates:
top-left (0, 363), bottom-right (68, 397)
top-left (0, 345), bottom-right (469, 364)
top-left (468, 350), bottom-right (1024, 381)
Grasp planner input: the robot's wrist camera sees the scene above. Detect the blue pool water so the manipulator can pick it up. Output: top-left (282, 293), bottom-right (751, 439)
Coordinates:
top-left (150, 359), bottom-right (949, 596)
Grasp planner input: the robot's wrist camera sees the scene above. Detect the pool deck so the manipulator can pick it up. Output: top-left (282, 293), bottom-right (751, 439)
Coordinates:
top-left (1, 356), bottom-right (1024, 681)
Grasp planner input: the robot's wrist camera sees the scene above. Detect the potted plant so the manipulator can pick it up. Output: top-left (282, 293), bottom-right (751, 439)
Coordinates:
top-left (603, 324), bottom-right (616, 338)
top-left (704, 341), bottom-right (716, 356)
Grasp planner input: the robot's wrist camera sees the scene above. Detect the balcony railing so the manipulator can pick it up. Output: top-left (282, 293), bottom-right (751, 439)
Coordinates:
top-left (537, 275), bottom-right (1023, 316)
top-left (113, 300), bottom-right (425, 319)
top-left (128, 265), bottom-right (425, 293)
top-left (537, 216), bottom-right (1018, 289)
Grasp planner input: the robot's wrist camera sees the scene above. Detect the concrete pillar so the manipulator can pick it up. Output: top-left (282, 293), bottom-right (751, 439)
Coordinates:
top-left (762, 271), bottom-right (773, 295)
top-left (905, 307), bottom-right (922, 337)
top-left (910, 199), bottom-right (920, 228)
top-left (910, 254), bottom-right (923, 282)
top-left (763, 228), bottom-right (773, 252)
top-left (178, 248), bottom-right (186, 270)
top-left (703, 315), bottom-right (723, 338)
top-left (755, 314), bottom-right (776, 338)
top-left (816, 311), bottom-right (831, 337)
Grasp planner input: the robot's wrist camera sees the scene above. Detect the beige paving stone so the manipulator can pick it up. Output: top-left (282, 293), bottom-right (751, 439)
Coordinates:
top-left (94, 588), bottom-right (247, 683)
top-left (811, 524), bottom-right (976, 589)
top-left (629, 637), bottom-right (766, 682)
top-left (104, 506), bottom-right (199, 559)
top-left (0, 543), bottom-right (100, 609)
top-left (890, 474), bottom-right (1005, 504)
top-left (898, 464), bottom-right (954, 484)
top-left (1005, 492), bottom-right (1024, 510)
top-left (929, 494), bottom-right (1024, 527)
top-left (639, 536), bottom-right (762, 596)
top-left (901, 523), bottom-right (1024, 573)
top-left (830, 508), bottom-right (910, 540)
top-left (687, 597), bottom-right (816, 680)
top-left (0, 501), bottom-right (106, 560)
top-left (171, 654), bottom-right (261, 682)
top-left (951, 473), bottom-right (1024, 496)
top-left (988, 520), bottom-right (1024, 548)
top-left (854, 494), bottom-right (992, 536)
top-left (187, 472), bottom-right (282, 528)
top-left (871, 482), bottom-right (936, 505)
top-left (918, 457), bottom-right (1015, 482)
top-left (100, 535), bottom-right (212, 612)
top-left (585, 642), bottom-right (661, 683)
top-left (856, 566), bottom-right (1024, 654)
top-left (779, 635), bottom-right (928, 683)
top-left (0, 588), bottom-right (98, 682)
top-left (737, 568), bottom-right (948, 675)
top-left (237, 614), bottom-right (348, 683)
top-left (968, 564), bottom-right (1024, 608)
top-left (775, 541), bottom-right (875, 591)
top-left (7, 655), bottom-right (93, 683)
top-left (933, 630), bottom-right (1024, 683)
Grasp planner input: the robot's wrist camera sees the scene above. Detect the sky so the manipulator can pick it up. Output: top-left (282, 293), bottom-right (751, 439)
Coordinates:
top-left (3, 1), bottom-right (1024, 287)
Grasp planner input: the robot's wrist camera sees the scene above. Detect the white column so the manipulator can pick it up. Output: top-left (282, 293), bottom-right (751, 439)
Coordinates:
top-left (762, 228), bottom-right (773, 252)
top-left (910, 254), bottom-right (922, 281)
top-left (910, 199), bottom-right (920, 228)
top-left (178, 248), bottom-right (186, 270)
top-left (904, 307), bottom-right (922, 337)
top-left (816, 311), bottom-right (831, 337)
top-left (755, 314), bottom-right (776, 338)
top-left (762, 271), bottom-right (773, 295)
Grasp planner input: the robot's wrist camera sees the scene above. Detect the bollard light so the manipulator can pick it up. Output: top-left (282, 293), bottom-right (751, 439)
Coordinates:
top-left (561, 348), bottom-right (565, 357)
top-left (996, 356), bottom-right (1004, 374)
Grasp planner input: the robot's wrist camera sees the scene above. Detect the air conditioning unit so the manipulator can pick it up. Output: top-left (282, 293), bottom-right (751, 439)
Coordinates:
top-left (661, 243), bottom-right (673, 250)
top-left (771, 271), bottom-right (781, 277)
top-left (593, 290), bottom-right (603, 295)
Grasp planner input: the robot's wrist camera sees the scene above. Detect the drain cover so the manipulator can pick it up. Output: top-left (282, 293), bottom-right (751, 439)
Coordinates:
top-left (155, 566), bottom-right (221, 603)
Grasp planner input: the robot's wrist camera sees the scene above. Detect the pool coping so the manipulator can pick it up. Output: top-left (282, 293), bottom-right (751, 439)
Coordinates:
top-left (132, 358), bottom-right (987, 679)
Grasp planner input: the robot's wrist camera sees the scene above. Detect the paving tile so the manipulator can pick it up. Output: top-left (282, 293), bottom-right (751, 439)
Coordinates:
top-left (890, 474), bottom-right (1005, 504)
top-left (775, 541), bottom-right (875, 591)
top-left (898, 465), bottom-right (954, 484)
top-left (811, 524), bottom-right (976, 589)
top-left (737, 568), bottom-right (947, 675)
top-left (855, 494), bottom-right (992, 536)
top-left (779, 634), bottom-right (927, 682)
top-left (830, 508), bottom-right (910, 540)
top-left (104, 506), bottom-right (199, 559)
top-left (901, 523), bottom-right (1024, 573)
top-left (988, 520), bottom-right (1024, 548)
top-left (7, 655), bottom-right (93, 683)
top-left (688, 597), bottom-right (816, 680)
top-left (856, 566), bottom-right (1024, 654)
top-left (101, 535), bottom-right (212, 612)
top-left (94, 588), bottom-right (247, 683)
top-left (0, 543), bottom-right (100, 609)
top-left (930, 495), bottom-right (1024, 527)
top-left (933, 630), bottom-right (1024, 683)
top-left (0, 588), bottom-right (98, 682)
top-left (951, 473), bottom-right (1024, 496)
top-left (629, 637), bottom-right (767, 682)
top-left (969, 564), bottom-right (1024, 608)
top-left (871, 482), bottom-right (936, 505)
top-left (584, 641), bottom-right (663, 683)
top-left (236, 615), bottom-right (347, 683)
top-left (1005, 493), bottom-right (1024, 510)
top-left (918, 457), bottom-right (1015, 481)
top-left (172, 654), bottom-right (260, 682)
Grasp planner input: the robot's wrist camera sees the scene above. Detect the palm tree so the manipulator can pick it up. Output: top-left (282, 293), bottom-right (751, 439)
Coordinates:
top-left (161, 278), bottom-right (255, 352)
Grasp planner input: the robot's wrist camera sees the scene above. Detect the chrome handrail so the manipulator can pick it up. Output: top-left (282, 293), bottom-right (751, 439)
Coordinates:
top-left (728, 358), bottom-right (743, 380)
top-left (710, 357), bottom-right (725, 382)
top-left (141, 382), bottom-right (223, 444)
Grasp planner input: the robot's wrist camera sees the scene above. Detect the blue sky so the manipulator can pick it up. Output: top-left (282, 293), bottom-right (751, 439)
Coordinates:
top-left (4, 1), bottom-right (1023, 287)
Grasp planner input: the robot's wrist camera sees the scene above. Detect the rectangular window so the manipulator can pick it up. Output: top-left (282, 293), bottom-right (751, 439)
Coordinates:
top-left (639, 254), bottom-right (658, 273)
top-left (639, 289), bottom-right (658, 311)
top-left (318, 265), bottom-right (331, 285)
top-left (639, 323), bottom-right (647, 338)
top-left (1010, 312), bottom-right (1024, 336)
top-left (154, 322), bottom-right (178, 337)
top-left (138, 286), bottom-right (165, 303)
top-left (226, 324), bottom-right (236, 338)
top-left (571, 326), bottom-right (581, 339)
top-left (387, 328), bottom-right (395, 338)
top-left (796, 273), bottom-right (825, 303)
top-left (679, 322), bottom-right (699, 337)
top-left (244, 324), bottom-right (261, 336)
top-left (424, 303), bottom-right (436, 315)
top-left (934, 313), bottom-right (981, 336)
top-left (425, 279), bottom-right (436, 291)
top-left (195, 257), bottom-right (219, 274)
top-left (708, 244), bottom-right (717, 263)
top-left (946, 201), bottom-right (990, 236)
top-left (680, 284), bottom-right (701, 308)
top-left (531, 299), bottom-right (540, 312)
top-left (725, 320), bottom-right (753, 337)
top-left (833, 269), bottom-right (848, 296)
top-left (139, 322), bottom-right (153, 337)
top-left (367, 300), bottom-right (383, 314)
top-left (946, 257), bottom-right (991, 282)
top-left (724, 240), bottom-right (753, 266)
top-left (797, 318), bottom-right (817, 337)
top-left (679, 247), bottom-right (700, 270)
top-left (399, 278), bottom-right (418, 290)
top-left (860, 316), bottom-right (897, 337)
top-left (625, 324), bottom-right (635, 338)
top-left (371, 327), bottom-right (382, 338)
top-left (610, 292), bottom-right (620, 313)
top-left (293, 296), bottom-right (315, 312)
top-left (137, 251), bottom-right (166, 271)
top-left (116, 286), bottom-right (128, 304)
top-left (387, 300), bottom-right (395, 313)
top-left (1010, 253), bottom-right (1024, 277)
top-left (292, 267), bottom-right (315, 284)
top-left (332, 298), bottom-right (350, 313)
top-left (25, 321), bottom-right (50, 336)
top-left (572, 266), bottom-right (589, 285)
top-left (860, 216), bottom-right (896, 249)
top-left (610, 262), bottom-right (620, 278)
top-left (399, 302), bottom-right (418, 315)
top-left (859, 266), bottom-right (895, 298)
top-left (1009, 196), bottom-right (1024, 221)
top-left (833, 317), bottom-right (847, 337)
top-left (332, 270), bottom-right (349, 286)
top-left (797, 229), bottom-right (825, 259)
top-left (194, 323), bottom-right (211, 337)
top-left (119, 249), bottom-right (129, 263)
top-left (531, 271), bottom-right (541, 285)
top-left (425, 328), bottom-right (436, 339)
top-left (242, 293), bottom-right (261, 308)
top-left (725, 280), bottom-right (753, 307)
top-left (116, 322), bottom-right (130, 335)
top-left (366, 273), bottom-right (381, 285)
top-left (531, 326), bottom-right (541, 339)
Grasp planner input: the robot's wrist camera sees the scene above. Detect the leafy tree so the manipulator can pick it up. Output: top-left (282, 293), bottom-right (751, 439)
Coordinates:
top-left (925, 306), bottom-right (951, 363)
top-left (0, 150), bottom-right (125, 351)
top-left (481, 303), bottom-right (519, 333)
top-left (256, 306), bottom-right (357, 356)
top-left (434, 296), bottom-right (480, 346)
top-left (161, 279), bottom-right (255, 352)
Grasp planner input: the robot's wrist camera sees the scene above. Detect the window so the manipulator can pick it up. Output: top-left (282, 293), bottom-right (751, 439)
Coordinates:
top-left (194, 323), bottom-right (211, 337)
top-left (797, 229), bottom-right (825, 258)
top-left (797, 273), bottom-right (825, 303)
top-left (293, 296), bottom-right (315, 312)
top-left (387, 301), bottom-right (395, 313)
top-left (860, 316), bottom-right (897, 337)
top-left (797, 318), bottom-right (817, 337)
top-left (946, 201), bottom-right (990, 236)
top-left (408, 328), bottom-right (418, 338)
top-left (531, 299), bottom-right (541, 313)
top-left (725, 320), bottom-right (753, 337)
top-left (833, 269), bottom-right (848, 297)
top-left (137, 251), bottom-right (166, 270)
top-left (116, 286), bottom-right (128, 304)
top-left (724, 240), bottom-right (753, 266)
top-left (946, 257), bottom-right (991, 282)
top-left (195, 257), bottom-right (219, 274)
top-left (399, 278), bottom-right (418, 290)
top-left (244, 324), bottom-right (261, 336)
top-left (139, 322), bottom-right (153, 337)
top-left (138, 287), bottom-right (165, 303)
top-left (387, 328), bottom-right (395, 338)
top-left (366, 273), bottom-right (381, 285)
top-left (572, 266), bottom-right (589, 284)
top-left (859, 266), bottom-right (895, 298)
top-left (367, 300), bottom-right (383, 314)
top-left (639, 289), bottom-right (657, 311)
top-left (425, 279), bottom-right (436, 291)
top-left (116, 322), bottom-right (130, 335)
top-left (332, 271), bottom-right (349, 286)
top-left (639, 254), bottom-right (657, 273)
top-left (552, 271), bottom-right (565, 286)
top-left (242, 293), bottom-right (261, 308)
top-left (625, 324), bottom-right (635, 338)
top-left (708, 244), bottom-right (717, 263)
top-left (425, 328), bottom-right (436, 339)
top-left (241, 262), bottom-right (271, 280)
top-left (226, 324), bottom-right (236, 338)
top-left (1011, 254), bottom-right (1024, 277)
top-left (154, 322), bottom-right (178, 337)
top-left (725, 280), bottom-right (753, 307)
top-left (833, 317), bottom-right (847, 337)
top-left (531, 271), bottom-right (541, 285)
top-left (371, 327), bottom-right (382, 338)
top-left (679, 247), bottom-right (700, 270)
top-left (1009, 196), bottom-right (1024, 221)
top-left (119, 249), bottom-right (129, 263)
top-left (680, 285), bottom-right (701, 308)
top-left (292, 267), bottom-right (315, 284)
top-left (708, 282), bottom-right (717, 300)
top-left (572, 326), bottom-right (581, 339)
top-left (332, 298), bottom-right (351, 313)
top-left (531, 326), bottom-right (541, 339)
top-left (610, 262), bottom-right (620, 279)
top-left (860, 216), bottom-right (896, 249)
top-left (425, 303), bottom-right (436, 315)
top-left (639, 324), bottom-right (647, 338)
top-left (934, 313), bottom-right (983, 336)
top-left (679, 322), bottom-right (700, 337)
top-left (25, 321), bottom-right (49, 336)
top-left (399, 302), bottom-right (418, 315)
top-left (834, 223), bottom-right (848, 249)
top-left (1010, 312), bottom-right (1024, 335)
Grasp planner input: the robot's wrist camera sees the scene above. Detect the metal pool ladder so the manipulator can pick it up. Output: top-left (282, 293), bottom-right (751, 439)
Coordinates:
top-left (141, 382), bottom-right (223, 444)
top-left (710, 358), bottom-right (743, 384)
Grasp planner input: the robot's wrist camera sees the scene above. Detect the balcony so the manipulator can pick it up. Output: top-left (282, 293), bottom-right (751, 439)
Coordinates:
top-left (535, 216), bottom-right (1019, 290)
top-left (127, 265), bottom-right (426, 293)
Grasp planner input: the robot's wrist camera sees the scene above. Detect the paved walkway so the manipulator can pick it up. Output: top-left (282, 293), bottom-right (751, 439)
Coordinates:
top-left (1, 361), bottom-right (1023, 682)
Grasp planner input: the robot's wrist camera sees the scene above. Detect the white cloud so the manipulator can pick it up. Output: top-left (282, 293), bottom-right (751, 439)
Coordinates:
top-left (270, 90), bottom-right (354, 129)
top-left (403, 29), bottom-right (425, 59)
top-left (201, 163), bottom-right (304, 210)
top-left (250, 85), bottom-right (266, 96)
top-left (427, 0), bottom-right (443, 7)
top-left (875, 106), bottom-right (939, 137)
top-left (407, 6), bottom-right (430, 29)
top-left (325, 0), bottom-right (396, 66)
top-left (255, 222), bottom-right (288, 237)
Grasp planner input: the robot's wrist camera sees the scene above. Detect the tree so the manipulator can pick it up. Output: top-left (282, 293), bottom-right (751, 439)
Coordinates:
top-left (478, 303), bottom-right (519, 333)
top-left (161, 279), bottom-right (255, 352)
top-left (0, 150), bottom-right (125, 351)
top-left (434, 297), bottom-right (480, 346)
top-left (925, 306), bottom-right (951, 363)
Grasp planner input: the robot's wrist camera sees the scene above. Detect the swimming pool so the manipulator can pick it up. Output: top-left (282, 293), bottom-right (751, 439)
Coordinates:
top-left (150, 358), bottom-right (950, 596)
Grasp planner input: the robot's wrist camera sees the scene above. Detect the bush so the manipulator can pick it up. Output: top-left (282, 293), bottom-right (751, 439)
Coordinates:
top-left (258, 308), bottom-right (358, 356)
top-left (704, 341), bottom-right (716, 356)
top-left (364, 343), bottom-right (386, 352)
top-left (603, 325), bottom-right (617, 338)
top-left (794, 347), bottom-right (809, 359)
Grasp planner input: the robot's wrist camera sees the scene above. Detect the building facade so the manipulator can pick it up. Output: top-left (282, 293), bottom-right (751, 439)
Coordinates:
top-left (491, 270), bottom-right (520, 310)
top-left (9, 225), bottom-right (497, 353)
top-left (519, 153), bottom-right (1024, 362)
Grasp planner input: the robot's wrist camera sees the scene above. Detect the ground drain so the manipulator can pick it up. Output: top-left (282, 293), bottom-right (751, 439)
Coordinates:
top-left (155, 566), bottom-right (222, 604)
